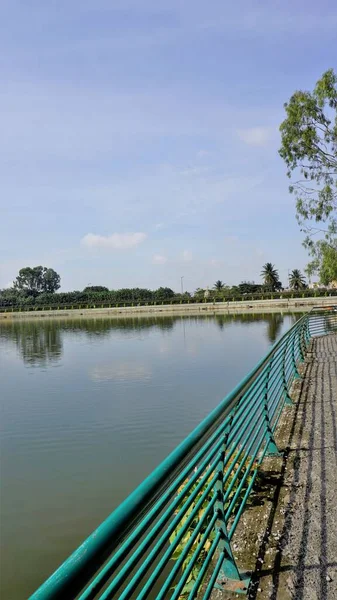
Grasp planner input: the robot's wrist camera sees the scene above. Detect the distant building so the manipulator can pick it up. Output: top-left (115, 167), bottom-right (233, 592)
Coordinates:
top-left (308, 281), bottom-right (337, 289)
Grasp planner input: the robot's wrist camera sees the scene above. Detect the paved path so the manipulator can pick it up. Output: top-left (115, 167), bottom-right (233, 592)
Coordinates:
top-left (265, 334), bottom-right (337, 600)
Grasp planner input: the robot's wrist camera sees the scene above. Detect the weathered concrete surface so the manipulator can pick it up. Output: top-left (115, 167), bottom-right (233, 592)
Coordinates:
top-left (211, 334), bottom-right (337, 600)
top-left (272, 333), bottom-right (337, 600)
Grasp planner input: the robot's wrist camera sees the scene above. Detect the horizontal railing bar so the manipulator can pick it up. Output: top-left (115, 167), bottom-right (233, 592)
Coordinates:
top-left (77, 437), bottom-right (227, 600)
top-left (154, 502), bottom-right (218, 600)
top-left (224, 419), bottom-right (265, 519)
top-left (111, 471), bottom-right (219, 600)
top-left (186, 531), bottom-right (222, 600)
top-left (133, 484), bottom-right (217, 600)
top-left (172, 528), bottom-right (221, 600)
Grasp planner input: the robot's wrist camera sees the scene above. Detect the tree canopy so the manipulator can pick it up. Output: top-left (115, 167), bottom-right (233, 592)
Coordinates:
top-left (279, 69), bottom-right (337, 284)
top-left (83, 286), bottom-right (109, 293)
top-left (13, 266), bottom-right (61, 295)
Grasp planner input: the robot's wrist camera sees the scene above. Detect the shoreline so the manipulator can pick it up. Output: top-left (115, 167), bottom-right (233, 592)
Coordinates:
top-left (1, 295), bottom-right (336, 321)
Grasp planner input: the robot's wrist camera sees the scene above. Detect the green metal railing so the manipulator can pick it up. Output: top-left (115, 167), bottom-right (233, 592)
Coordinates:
top-left (30, 308), bottom-right (337, 600)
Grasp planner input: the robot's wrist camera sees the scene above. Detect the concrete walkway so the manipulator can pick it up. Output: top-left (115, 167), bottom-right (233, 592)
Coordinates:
top-left (248, 334), bottom-right (337, 600)
top-left (276, 333), bottom-right (337, 600)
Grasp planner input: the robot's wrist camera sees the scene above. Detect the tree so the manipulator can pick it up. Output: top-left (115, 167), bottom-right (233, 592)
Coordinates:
top-left (42, 268), bottom-right (61, 293)
top-left (237, 281), bottom-right (263, 295)
top-left (289, 269), bottom-right (307, 290)
top-left (279, 69), bottom-right (337, 281)
top-left (261, 263), bottom-right (282, 291)
top-left (14, 266), bottom-right (61, 295)
top-left (306, 241), bottom-right (337, 285)
top-left (318, 243), bottom-right (337, 285)
top-left (214, 280), bottom-right (225, 291)
top-left (83, 286), bottom-right (109, 293)
top-left (154, 287), bottom-right (175, 300)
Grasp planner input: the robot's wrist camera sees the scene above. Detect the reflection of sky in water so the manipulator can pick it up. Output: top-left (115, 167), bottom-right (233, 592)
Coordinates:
top-left (0, 312), bottom-right (300, 599)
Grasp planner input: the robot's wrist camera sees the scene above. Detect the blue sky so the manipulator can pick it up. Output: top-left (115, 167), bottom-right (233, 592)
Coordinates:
top-left (1, 0), bottom-right (336, 292)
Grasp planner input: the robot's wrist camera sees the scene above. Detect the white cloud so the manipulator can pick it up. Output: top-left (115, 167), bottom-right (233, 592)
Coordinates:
top-left (81, 232), bottom-right (147, 250)
top-left (182, 250), bottom-right (193, 262)
top-left (237, 127), bottom-right (271, 146)
top-left (152, 254), bottom-right (168, 264)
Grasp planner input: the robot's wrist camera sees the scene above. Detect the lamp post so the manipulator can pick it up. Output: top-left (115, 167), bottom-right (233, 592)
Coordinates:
top-left (181, 276), bottom-right (184, 295)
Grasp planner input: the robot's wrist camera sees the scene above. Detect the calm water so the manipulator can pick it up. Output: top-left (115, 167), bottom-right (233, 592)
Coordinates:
top-left (0, 312), bottom-right (298, 598)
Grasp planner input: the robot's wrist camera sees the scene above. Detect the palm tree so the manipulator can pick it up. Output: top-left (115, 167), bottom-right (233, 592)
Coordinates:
top-left (289, 269), bottom-right (306, 290)
top-left (214, 280), bottom-right (225, 291)
top-left (261, 263), bottom-right (281, 291)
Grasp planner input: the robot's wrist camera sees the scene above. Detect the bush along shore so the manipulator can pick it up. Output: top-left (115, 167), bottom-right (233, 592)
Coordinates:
top-left (1, 288), bottom-right (336, 314)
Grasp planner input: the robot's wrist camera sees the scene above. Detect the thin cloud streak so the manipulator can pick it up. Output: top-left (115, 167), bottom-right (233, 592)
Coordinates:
top-left (82, 232), bottom-right (147, 250)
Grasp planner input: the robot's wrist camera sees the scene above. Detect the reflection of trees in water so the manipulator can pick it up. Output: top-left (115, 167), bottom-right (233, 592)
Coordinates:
top-left (267, 314), bottom-right (284, 343)
top-left (215, 312), bottom-right (303, 343)
top-left (62, 316), bottom-right (177, 337)
top-left (0, 321), bottom-right (63, 366)
top-left (0, 317), bottom-right (178, 365)
top-left (0, 312), bottom-right (305, 365)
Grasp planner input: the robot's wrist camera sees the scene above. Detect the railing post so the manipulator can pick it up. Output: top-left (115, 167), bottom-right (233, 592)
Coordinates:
top-left (213, 410), bottom-right (251, 594)
top-left (291, 329), bottom-right (302, 380)
top-left (302, 317), bottom-right (311, 354)
top-left (281, 337), bottom-right (293, 406)
top-left (297, 321), bottom-right (306, 362)
top-left (263, 357), bottom-right (282, 456)
top-left (304, 314), bottom-right (311, 345)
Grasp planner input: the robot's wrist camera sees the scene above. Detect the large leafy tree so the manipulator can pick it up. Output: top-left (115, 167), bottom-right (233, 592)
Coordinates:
top-left (154, 287), bottom-right (175, 300)
top-left (279, 69), bottom-right (337, 283)
top-left (261, 263), bottom-right (282, 291)
top-left (14, 266), bottom-right (61, 295)
top-left (237, 281), bottom-right (263, 295)
top-left (289, 269), bottom-right (307, 290)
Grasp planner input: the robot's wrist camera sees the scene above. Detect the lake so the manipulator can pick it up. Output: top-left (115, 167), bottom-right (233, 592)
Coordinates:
top-left (0, 312), bottom-right (299, 599)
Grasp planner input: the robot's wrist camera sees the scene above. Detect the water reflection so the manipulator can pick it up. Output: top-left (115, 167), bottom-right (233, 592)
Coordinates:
top-left (0, 320), bottom-right (63, 366)
top-left (267, 313), bottom-right (284, 343)
top-left (90, 362), bottom-right (152, 382)
top-left (215, 312), bottom-right (297, 342)
top-left (0, 312), bottom-right (301, 366)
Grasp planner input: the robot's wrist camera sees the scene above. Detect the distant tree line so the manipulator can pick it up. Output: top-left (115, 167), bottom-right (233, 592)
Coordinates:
top-left (0, 263), bottom-right (335, 310)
